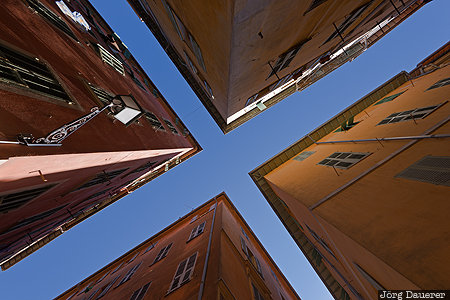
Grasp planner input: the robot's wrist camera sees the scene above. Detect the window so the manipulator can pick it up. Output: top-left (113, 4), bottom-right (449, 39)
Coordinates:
top-left (318, 152), bottom-right (370, 169)
top-left (168, 252), bottom-right (198, 293)
top-left (130, 282), bottom-right (151, 300)
top-left (77, 283), bottom-right (93, 295)
top-left (87, 83), bottom-right (114, 106)
top-left (95, 276), bottom-right (119, 299)
top-left (127, 252), bottom-right (140, 264)
top-left (354, 263), bottom-right (384, 291)
top-left (241, 227), bottom-right (249, 241)
top-left (96, 44), bottom-right (125, 75)
top-left (127, 69), bottom-right (146, 91)
top-left (86, 288), bottom-right (100, 300)
top-left (188, 33), bottom-right (206, 71)
top-left (188, 221), bottom-right (205, 241)
top-left (111, 262), bottom-right (124, 274)
top-left (164, 120), bottom-right (179, 134)
top-left (395, 156), bottom-right (450, 186)
top-left (129, 161), bottom-right (157, 175)
top-left (334, 116), bottom-right (359, 132)
top-left (241, 238), bottom-right (263, 278)
top-left (311, 247), bottom-right (323, 267)
top-left (25, 0), bottom-right (78, 41)
top-left (305, 0), bottom-right (328, 14)
top-left (269, 73), bottom-right (294, 92)
top-left (5, 204), bottom-right (66, 232)
top-left (374, 92), bottom-right (404, 105)
top-left (184, 51), bottom-right (197, 74)
top-left (323, 2), bottom-right (372, 44)
top-left (144, 242), bottom-right (158, 253)
top-left (339, 286), bottom-right (351, 300)
top-left (203, 80), bottom-right (213, 99)
top-left (306, 225), bottom-right (336, 259)
top-left (245, 93), bottom-right (259, 106)
top-left (66, 291), bottom-right (77, 300)
top-left (270, 268), bottom-right (280, 285)
top-left (268, 39), bottom-right (309, 78)
top-left (95, 271), bottom-right (110, 285)
top-left (0, 184), bottom-right (55, 214)
top-left (426, 78), bottom-right (450, 91)
top-left (251, 282), bottom-right (265, 300)
top-left (84, 188), bottom-right (112, 201)
top-left (377, 104), bottom-right (440, 125)
top-left (293, 151), bottom-right (315, 162)
top-left (153, 243), bottom-right (173, 264)
top-left (144, 112), bottom-right (164, 130)
top-left (161, 0), bottom-right (186, 40)
top-left (0, 44), bottom-right (72, 103)
top-left (75, 169), bottom-right (128, 191)
top-left (116, 263), bottom-right (141, 287)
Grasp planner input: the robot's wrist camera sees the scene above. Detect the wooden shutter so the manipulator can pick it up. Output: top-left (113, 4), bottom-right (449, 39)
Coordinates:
top-left (240, 237), bottom-right (248, 256)
top-left (117, 263), bottom-right (141, 286)
top-left (168, 252), bottom-right (198, 292)
top-left (130, 282), bottom-right (151, 300)
top-left (95, 276), bottom-right (119, 299)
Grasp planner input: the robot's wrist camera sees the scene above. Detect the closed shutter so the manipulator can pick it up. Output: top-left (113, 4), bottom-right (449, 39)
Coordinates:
top-left (97, 44), bottom-right (125, 75)
top-left (395, 156), bottom-right (450, 186)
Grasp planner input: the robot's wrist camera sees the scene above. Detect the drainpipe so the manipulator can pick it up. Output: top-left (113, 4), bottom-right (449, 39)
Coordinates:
top-left (315, 134), bottom-right (450, 145)
top-left (198, 197), bottom-right (218, 300)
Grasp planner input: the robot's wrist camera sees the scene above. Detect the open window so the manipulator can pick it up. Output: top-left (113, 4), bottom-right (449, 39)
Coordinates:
top-left (25, 0), bottom-right (78, 41)
top-left (168, 252), bottom-right (198, 293)
top-left (334, 116), bottom-right (359, 132)
top-left (268, 39), bottom-right (309, 79)
top-left (323, 2), bottom-right (372, 44)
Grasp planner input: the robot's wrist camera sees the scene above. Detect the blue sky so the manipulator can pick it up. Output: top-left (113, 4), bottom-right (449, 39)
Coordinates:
top-left (1, 1), bottom-right (449, 299)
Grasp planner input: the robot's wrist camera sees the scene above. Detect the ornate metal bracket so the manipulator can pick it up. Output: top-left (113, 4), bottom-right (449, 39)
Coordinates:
top-left (18, 103), bottom-right (113, 147)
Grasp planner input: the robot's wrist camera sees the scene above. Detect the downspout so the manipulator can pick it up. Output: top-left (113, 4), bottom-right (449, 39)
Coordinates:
top-left (198, 197), bottom-right (218, 300)
top-left (315, 134), bottom-right (450, 144)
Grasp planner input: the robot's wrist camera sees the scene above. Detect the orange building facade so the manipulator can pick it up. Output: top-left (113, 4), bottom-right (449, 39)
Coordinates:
top-left (250, 43), bottom-right (450, 299)
top-left (126, 0), bottom-right (430, 133)
top-left (0, 0), bottom-right (200, 271)
top-left (55, 193), bottom-right (301, 300)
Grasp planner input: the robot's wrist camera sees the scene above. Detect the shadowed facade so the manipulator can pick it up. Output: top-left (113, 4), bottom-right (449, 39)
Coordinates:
top-left (126, 0), bottom-right (430, 133)
top-left (55, 193), bottom-right (301, 300)
top-left (0, 0), bottom-right (200, 271)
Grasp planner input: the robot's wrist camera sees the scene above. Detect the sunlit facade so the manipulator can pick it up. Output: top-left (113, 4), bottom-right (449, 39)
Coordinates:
top-left (251, 43), bottom-right (450, 299)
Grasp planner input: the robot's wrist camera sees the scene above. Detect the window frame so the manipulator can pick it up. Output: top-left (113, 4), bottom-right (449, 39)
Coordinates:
top-left (152, 242), bottom-right (173, 264)
top-left (426, 78), bottom-right (450, 91)
top-left (187, 221), bottom-right (206, 242)
top-left (167, 252), bottom-right (198, 294)
top-left (377, 103), bottom-right (443, 126)
top-left (318, 152), bottom-right (371, 169)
